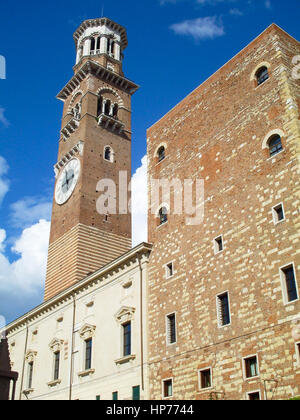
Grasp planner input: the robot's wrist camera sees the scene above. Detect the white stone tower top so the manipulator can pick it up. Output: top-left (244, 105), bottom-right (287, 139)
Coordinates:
top-left (73, 17), bottom-right (128, 65)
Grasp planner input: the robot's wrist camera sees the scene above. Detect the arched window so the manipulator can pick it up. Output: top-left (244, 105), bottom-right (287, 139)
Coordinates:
top-left (96, 37), bottom-right (101, 51)
top-left (113, 104), bottom-right (118, 119)
top-left (104, 100), bottom-right (111, 116)
top-left (157, 146), bottom-right (166, 163)
top-left (256, 66), bottom-right (269, 86)
top-left (104, 147), bottom-right (113, 162)
top-left (268, 134), bottom-right (283, 157)
top-left (90, 38), bottom-right (96, 53)
top-left (159, 207), bottom-right (168, 226)
top-left (97, 96), bottom-right (103, 116)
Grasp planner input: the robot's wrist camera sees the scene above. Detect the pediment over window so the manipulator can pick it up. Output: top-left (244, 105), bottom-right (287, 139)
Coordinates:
top-left (49, 338), bottom-right (64, 353)
top-left (25, 350), bottom-right (37, 363)
top-left (79, 323), bottom-right (96, 340)
top-left (114, 306), bottom-right (136, 324)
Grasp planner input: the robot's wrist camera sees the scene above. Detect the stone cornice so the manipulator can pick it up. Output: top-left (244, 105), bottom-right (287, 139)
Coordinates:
top-left (57, 61), bottom-right (139, 101)
top-left (73, 17), bottom-right (128, 49)
top-left (2, 242), bottom-right (152, 335)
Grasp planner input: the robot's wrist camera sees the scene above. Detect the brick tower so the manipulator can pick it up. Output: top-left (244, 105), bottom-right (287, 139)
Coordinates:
top-left (45, 18), bottom-right (138, 301)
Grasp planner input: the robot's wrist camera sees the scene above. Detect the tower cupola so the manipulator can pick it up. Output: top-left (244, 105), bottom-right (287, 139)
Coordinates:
top-left (73, 17), bottom-right (128, 74)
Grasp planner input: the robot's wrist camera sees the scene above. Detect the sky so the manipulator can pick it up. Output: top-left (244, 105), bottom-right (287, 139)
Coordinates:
top-left (0, 0), bottom-right (299, 324)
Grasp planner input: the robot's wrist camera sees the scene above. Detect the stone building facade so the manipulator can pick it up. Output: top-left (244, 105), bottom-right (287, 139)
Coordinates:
top-left (5, 244), bottom-right (151, 400)
top-left (147, 24), bottom-right (300, 400)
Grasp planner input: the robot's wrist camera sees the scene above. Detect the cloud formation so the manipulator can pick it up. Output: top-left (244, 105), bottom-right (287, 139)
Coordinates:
top-left (10, 197), bottom-right (52, 228)
top-left (0, 156), bottom-right (9, 206)
top-left (170, 16), bottom-right (225, 40)
top-left (0, 107), bottom-right (9, 127)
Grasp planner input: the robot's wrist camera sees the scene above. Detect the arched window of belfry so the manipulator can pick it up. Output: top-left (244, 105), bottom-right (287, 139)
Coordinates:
top-left (113, 104), bottom-right (118, 118)
top-left (256, 66), bottom-right (269, 86)
top-left (90, 38), bottom-right (96, 53)
top-left (98, 95), bottom-right (103, 116)
top-left (105, 100), bottom-right (111, 116)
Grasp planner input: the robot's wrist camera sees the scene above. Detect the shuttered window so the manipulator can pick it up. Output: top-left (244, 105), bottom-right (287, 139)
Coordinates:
top-left (217, 293), bottom-right (230, 327)
top-left (166, 313), bottom-right (176, 345)
top-left (132, 386), bottom-right (140, 401)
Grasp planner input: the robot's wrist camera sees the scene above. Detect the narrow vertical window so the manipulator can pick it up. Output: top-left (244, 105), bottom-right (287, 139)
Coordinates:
top-left (112, 391), bottom-right (118, 400)
top-left (199, 368), bottom-right (212, 389)
top-left (90, 38), bottom-right (96, 53)
top-left (54, 351), bottom-right (60, 381)
top-left (132, 386), bottom-right (140, 401)
top-left (214, 236), bottom-right (223, 254)
top-left (157, 146), bottom-right (166, 162)
top-left (96, 395), bottom-right (101, 400)
top-left (159, 207), bottom-right (168, 226)
top-left (163, 379), bottom-right (173, 398)
top-left (244, 356), bottom-right (259, 379)
top-left (281, 265), bottom-right (298, 303)
top-left (85, 338), bottom-right (92, 370)
top-left (123, 322), bottom-right (131, 357)
top-left (166, 262), bottom-right (174, 278)
top-left (28, 362), bottom-right (34, 389)
top-left (104, 147), bottom-right (112, 162)
top-left (166, 313), bottom-right (176, 345)
top-left (217, 292), bottom-right (230, 327)
top-left (273, 204), bottom-right (285, 224)
top-left (296, 343), bottom-right (300, 364)
top-left (98, 95), bottom-right (103, 116)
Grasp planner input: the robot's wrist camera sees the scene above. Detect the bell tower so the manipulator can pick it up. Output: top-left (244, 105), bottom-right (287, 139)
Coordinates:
top-left (44, 18), bottom-right (139, 301)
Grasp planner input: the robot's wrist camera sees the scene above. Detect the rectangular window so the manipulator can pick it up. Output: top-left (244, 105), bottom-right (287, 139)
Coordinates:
top-left (163, 379), bottom-right (173, 398)
top-left (214, 236), bottom-right (223, 254)
top-left (248, 391), bottom-right (261, 401)
top-left (199, 368), bottom-right (212, 389)
top-left (28, 362), bottom-right (34, 389)
top-left (296, 343), bottom-right (300, 365)
top-left (132, 386), bottom-right (140, 401)
top-left (244, 356), bottom-right (259, 379)
top-left (112, 391), bottom-right (118, 401)
top-left (217, 293), bottom-right (230, 327)
top-left (96, 395), bottom-right (101, 401)
top-left (273, 204), bottom-right (285, 224)
top-left (85, 338), bottom-right (92, 371)
top-left (123, 322), bottom-right (131, 357)
top-left (54, 351), bottom-right (60, 381)
top-left (166, 313), bottom-right (177, 345)
top-left (166, 262), bottom-right (174, 278)
top-left (281, 265), bottom-right (298, 303)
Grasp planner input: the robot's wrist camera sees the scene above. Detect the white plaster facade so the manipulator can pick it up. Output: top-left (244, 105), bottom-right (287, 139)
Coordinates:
top-left (3, 244), bottom-right (152, 400)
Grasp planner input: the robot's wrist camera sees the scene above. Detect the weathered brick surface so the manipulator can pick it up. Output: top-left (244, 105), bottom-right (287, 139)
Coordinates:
top-left (147, 25), bottom-right (300, 400)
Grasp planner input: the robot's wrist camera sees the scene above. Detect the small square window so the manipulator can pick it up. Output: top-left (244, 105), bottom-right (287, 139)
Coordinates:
top-left (244, 356), bottom-right (259, 379)
top-left (248, 391), bottom-right (261, 401)
top-left (281, 265), bottom-right (298, 304)
top-left (214, 236), bottom-right (223, 254)
top-left (199, 368), bottom-right (212, 389)
top-left (163, 379), bottom-right (173, 398)
top-left (166, 262), bottom-right (174, 278)
top-left (273, 204), bottom-right (285, 224)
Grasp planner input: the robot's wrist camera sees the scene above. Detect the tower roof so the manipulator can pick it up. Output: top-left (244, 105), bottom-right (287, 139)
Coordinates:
top-left (73, 17), bottom-right (128, 49)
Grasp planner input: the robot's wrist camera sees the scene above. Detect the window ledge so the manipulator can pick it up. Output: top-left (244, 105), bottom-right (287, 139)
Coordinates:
top-left (78, 368), bottom-right (95, 378)
top-left (115, 354), bottom-right (136, 365)
top-left (244, 375), bottom-right (260, 381)
top-left (23, 388), bottom-right (34, 395)
top-left (157, 221), bottom-right (168, 230)
top-left (267, 149), bottom-right (285, 162)
top-left (47, 379), bottom-right (61, 388)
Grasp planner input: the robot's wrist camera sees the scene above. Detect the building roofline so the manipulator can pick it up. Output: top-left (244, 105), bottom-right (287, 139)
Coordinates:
top-left (2, 242), bottom-right (153, 334)
top-left (147, 23), bottom-right (299, 132)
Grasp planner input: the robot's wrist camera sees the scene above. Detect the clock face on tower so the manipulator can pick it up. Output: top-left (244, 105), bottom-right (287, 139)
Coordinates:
top-left (55, 158), bottom-right (81, 205)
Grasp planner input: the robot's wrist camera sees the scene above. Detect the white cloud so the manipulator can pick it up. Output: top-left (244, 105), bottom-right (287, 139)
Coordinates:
top-left (0, 156), bottom-right (9, 206)
top-left (0, 107), bottom-right (9, 127)
top-left (0, 220), bottom-right (50, 296)
top-left (131, 156), bottom-right (148, 247)
top-left (170, 16), bottom-right (225, 40)
top-left (10, 197), bottom-right (52, 228)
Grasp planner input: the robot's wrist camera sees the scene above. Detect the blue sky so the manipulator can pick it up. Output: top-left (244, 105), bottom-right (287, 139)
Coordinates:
top-left (0, 0), bottom-right (299, 324)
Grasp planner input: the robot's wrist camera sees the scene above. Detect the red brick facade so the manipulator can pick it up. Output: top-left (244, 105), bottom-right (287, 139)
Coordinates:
top-left (147, 24), bottom-right (300, 400)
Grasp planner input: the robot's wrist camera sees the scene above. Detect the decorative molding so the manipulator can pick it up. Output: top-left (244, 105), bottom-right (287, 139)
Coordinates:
top-left (115, 354), bottom-right (136, 365)
top-left (98, 113), bottom-right (125, 134)
top-left (54, 141), bottom-right (84, 177)
top-left (25, 350), bottom-right (37, 363)
top-left (97, 87), bottom-right (124, 107)
top-left (61, 117), bottom-right (80, 141)
top-left (79, 323), bottom-right (96, 341)
top-left (115, 306), bottom-right (136, 324)
top-left (49, 338), bottom-right (64, 353)
top-left (78, 368), bottom-right (95, 378)
top-left (47, 379), bottom-right (61, 388)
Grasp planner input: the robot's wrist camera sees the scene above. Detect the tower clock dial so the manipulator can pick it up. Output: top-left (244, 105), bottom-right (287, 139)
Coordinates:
top-left (55, 158), bottom-right (81, 205)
